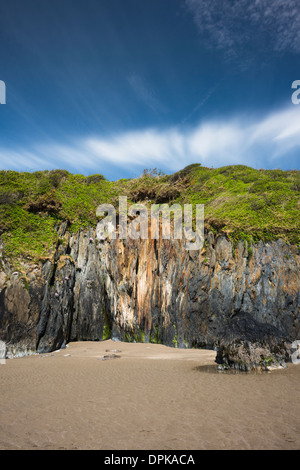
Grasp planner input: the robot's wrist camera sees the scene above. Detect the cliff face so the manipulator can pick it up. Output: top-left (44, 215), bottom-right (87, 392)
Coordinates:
top-left (0, 225), bottom-right (299, 361)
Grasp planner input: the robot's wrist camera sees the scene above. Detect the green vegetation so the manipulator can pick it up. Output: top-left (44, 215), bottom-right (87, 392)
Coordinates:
top-left (124, 329), bottom-right (146, 343)
top-left (0, 165), bottom-right (299, 260)
top-left (102, 323), bottom-right (111, 341)
top-left (102, 308), bottom-right (112, 341)
top-left (149, 325), bottom-right (162, 344)
top-left (172, 324), bottom-right (178, 348)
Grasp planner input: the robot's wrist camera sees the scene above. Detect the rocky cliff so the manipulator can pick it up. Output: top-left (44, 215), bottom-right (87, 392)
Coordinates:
top-left (0, 223), bottom-right (299, 368)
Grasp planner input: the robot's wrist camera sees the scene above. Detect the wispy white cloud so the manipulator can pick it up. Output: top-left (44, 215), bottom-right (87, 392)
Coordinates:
top-left (0, 106), bottom-right (299, 175)
top-left (87, 128), bottom-right (184, 167)
top-left (185, 0), bottom-right (300, 61)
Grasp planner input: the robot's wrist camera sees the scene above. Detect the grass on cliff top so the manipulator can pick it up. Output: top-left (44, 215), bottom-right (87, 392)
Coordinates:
top-left (0, 165), bottom-right (299, 260)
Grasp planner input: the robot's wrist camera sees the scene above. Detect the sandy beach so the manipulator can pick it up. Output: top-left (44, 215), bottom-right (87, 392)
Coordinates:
top-left (0, 340), bottom-right (299, 450)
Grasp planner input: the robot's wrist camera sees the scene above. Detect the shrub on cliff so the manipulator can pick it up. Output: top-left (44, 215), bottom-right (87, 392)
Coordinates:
top-left (0, 165), bottom-right (299, 260)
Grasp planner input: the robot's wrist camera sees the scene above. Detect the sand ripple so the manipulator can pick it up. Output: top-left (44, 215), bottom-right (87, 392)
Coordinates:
top-left (0, 340), bottom-right (299, 450)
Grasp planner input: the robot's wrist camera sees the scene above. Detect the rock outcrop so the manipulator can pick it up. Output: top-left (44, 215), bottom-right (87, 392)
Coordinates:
top-left (0, 225), bottom-right (299, 368)
top-left (215, 312), bottom-right (291, 371)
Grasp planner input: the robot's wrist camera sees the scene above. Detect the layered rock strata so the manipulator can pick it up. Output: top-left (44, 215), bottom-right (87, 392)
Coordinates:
top-left (0, 226), bottom-right (299, 368)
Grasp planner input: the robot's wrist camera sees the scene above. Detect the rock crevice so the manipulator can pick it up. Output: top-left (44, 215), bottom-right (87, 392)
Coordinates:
top-left (0, 228), bottom-right (299, 367)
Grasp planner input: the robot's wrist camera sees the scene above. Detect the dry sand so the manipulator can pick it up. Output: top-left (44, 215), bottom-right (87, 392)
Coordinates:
top-left (0, 340), bottom-right (299, 450)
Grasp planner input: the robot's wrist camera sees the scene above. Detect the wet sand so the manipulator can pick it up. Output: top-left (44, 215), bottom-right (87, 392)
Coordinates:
top-left (0, 340), bottom-right (299, 450)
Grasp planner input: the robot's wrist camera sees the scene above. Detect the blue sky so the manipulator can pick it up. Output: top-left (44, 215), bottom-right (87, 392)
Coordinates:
top-left (0, 0), bottom-right (299, 179)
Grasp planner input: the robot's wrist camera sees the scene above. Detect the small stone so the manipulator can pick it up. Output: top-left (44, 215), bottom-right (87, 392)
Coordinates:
top-left (99, 354), bottom-right (121, 361)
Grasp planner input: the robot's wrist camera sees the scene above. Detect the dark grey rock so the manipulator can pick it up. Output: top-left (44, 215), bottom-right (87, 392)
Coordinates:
top-left (215, 312), bottom-right (290, 371)
top-left (0, 228), bottom-right (299, 360)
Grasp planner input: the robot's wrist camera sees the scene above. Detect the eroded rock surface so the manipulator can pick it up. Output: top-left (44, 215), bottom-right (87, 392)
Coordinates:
top-left (215, 312), bottom-right (290, 371)
top-left (0, 227), bottom-right (299, 368)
